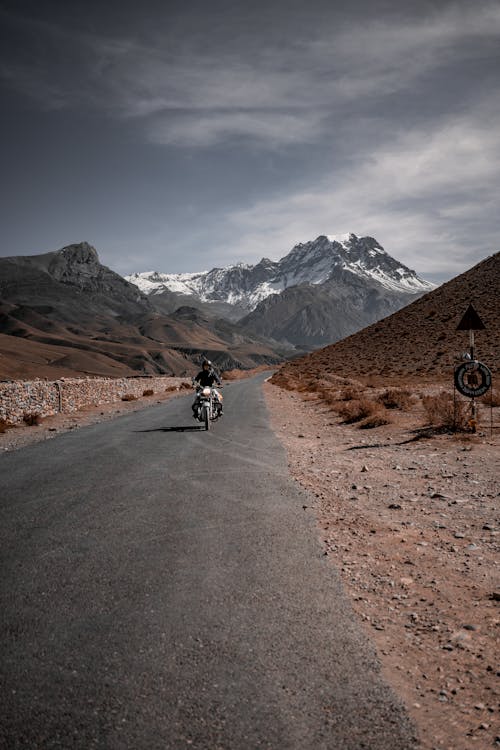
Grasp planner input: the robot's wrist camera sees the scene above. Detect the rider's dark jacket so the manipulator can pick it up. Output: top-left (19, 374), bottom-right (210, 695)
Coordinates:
top-left (194, 369), bottom-right (221, 387)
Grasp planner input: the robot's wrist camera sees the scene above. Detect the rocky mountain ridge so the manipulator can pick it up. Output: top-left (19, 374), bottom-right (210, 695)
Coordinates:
top-left (0, 241), bottom-right (152, 323)
top-left (127, 234), bottom-right (435, 316)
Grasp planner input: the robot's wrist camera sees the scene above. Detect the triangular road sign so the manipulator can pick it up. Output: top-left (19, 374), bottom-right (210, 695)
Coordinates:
top-left (456, 303), bottom-right (486, 331)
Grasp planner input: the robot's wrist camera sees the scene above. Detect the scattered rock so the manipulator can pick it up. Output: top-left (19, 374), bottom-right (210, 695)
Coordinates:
top-left (400, 577), bottom-right (414, 586)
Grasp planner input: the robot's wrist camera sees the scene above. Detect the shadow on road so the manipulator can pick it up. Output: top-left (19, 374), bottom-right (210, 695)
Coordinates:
top-left (135, 425), bottom-right (205, 433)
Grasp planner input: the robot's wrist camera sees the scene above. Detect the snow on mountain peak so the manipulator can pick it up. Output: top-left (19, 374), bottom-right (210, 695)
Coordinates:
top-left (325, 232), bottom-right (353, 245)
top-left (126, 235), bottom-right (435, 311)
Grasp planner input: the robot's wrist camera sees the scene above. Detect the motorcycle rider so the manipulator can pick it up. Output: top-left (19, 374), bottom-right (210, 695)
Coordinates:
top-left (192, 360), bottom-right (223, 417)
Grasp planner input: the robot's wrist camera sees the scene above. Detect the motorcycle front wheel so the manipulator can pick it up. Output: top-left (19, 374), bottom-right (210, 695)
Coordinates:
top-left (202, 404), bottom-right (210, 430)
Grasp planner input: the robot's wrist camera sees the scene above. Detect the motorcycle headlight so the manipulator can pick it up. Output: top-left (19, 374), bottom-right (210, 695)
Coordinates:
top-left (202, 387), bottom-right (211, 396)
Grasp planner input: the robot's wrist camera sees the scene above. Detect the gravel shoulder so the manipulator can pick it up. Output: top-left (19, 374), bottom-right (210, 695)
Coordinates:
top-left (263, 380), bottom-right (499, 750)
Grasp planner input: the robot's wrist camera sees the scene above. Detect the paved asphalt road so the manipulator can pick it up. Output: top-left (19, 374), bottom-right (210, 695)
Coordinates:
top-left (1, 375), bottom-right (417, 749)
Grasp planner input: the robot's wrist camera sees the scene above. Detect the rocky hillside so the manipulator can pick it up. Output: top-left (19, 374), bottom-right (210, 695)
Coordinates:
top-left (272, 252), bottom-right (499, 383)
top-left (0, 242), bottom-right (152, 323)
top-left (239, 266), bottom-right (423, 349)
top-left (0, 243), bottom-right (286, 379)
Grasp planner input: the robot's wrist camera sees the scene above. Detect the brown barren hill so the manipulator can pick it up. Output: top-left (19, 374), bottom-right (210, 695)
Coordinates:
top-left (273, 252), bottom-right (499, 385)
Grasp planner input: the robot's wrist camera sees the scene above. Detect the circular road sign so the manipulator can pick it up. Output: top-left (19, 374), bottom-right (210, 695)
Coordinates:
top-left (454, 361), bottom-right (492, 398)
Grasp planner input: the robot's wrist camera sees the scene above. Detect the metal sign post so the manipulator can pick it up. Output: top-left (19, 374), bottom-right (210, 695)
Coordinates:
top-left (455, 303), bottom-right (492, 433)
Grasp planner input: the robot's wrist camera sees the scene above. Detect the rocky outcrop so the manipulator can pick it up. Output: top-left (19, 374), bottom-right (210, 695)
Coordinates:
top-left (0, 242), bottom-right (152, 323)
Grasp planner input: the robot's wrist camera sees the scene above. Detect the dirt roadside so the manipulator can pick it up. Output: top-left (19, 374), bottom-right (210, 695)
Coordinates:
top-left (263, 380), bottom-right (499, 750)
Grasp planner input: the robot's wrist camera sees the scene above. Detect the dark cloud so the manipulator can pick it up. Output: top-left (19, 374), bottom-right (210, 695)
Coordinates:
top-left (0, 0), bottom-right (499, 280)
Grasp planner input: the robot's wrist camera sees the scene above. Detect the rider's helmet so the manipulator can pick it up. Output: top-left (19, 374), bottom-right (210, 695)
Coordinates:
top-left (202, 359), bottom-right (211, 369)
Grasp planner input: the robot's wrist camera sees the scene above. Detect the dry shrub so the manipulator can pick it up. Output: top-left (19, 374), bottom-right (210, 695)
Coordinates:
top-left (179, 381), bottom-right (192, 390)
top-left (0, 417), bottom-right (11, 433)
top-left (121, 394), bottom-right (138, 402)
top-left (319, 388), bottom-right (340, 407)
top-left (142, 389), bottom-right (154, 397)
top-left (307, 379), bottom-right (326, 393)
top-left (294, 381), bottom-right (309, 393)
top-left (377, 388), bottom-right (414, 411)
top-left (165, 385), bottom-right (179, 392)
top-left (269, 372), bottom-right (299, 391)
top-left (359, 411), bottom-right (392, 429)
top-left (338, 386), bottom-right (361, 402)
top-left (23, 412), bottom-right (42, 426)
top-left (422, 393), bottom-right (469, 431)
top-left (337, 398), bottom-right (379, 424)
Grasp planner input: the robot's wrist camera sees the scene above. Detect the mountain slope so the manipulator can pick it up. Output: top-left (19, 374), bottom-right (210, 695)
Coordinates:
top-left (239, 268), bottom-right (424, 348)
top-left (0, 242), bottom-right (152, 324)
top-left (0, 244), bottom-right (285, 379)
top-left (272, 252), bottom-right (500, 383)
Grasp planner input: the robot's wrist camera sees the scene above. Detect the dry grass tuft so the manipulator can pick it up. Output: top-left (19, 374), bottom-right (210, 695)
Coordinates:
top-left (358, 411), bottom-right (392, 429)
top-left (121, 394), bottom-right (138, 402)
top-left (142, 389), bottom-right (154, 397)
top-left (338, 386), bottom-right (362, 402)
top-left (307, 379), bottom-right (327, 393)
top-left (269, 372), bottom-right (300, 391)
top-left (23, 412), bottom-right (42, 426)
top-left (0, 417), bottom-right (11, 433)
top-left (376, 388), bottom-right (414, 411)
top-left (422, 392), bottom-right (470, 431)
top-left (319, 388), bottom-right (341, 407)
top-left (337, 398), bottom-right (380, 424)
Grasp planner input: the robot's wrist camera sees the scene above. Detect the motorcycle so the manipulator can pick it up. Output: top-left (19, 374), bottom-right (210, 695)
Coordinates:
top-left (192, 384), bottom-right (223, 430)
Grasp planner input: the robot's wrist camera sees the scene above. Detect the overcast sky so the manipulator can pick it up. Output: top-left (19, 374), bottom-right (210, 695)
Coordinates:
top-left (1, 0), bottom-right (499, 282)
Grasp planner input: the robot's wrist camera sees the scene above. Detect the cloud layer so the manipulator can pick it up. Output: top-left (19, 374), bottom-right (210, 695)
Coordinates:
top-left (0, 0), bottom-right (499, 279)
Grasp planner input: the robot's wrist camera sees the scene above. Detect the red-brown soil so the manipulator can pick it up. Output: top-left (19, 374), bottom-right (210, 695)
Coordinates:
top-left (264, 378), bottom-right (499, 750)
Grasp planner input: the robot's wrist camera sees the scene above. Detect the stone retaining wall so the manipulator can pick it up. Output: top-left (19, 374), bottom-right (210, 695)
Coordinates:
top-left (0, 376), bottom-right (191, 424)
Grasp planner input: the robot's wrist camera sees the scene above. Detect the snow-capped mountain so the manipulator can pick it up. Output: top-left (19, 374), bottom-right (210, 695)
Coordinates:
top-left (126, 234), bottom-right (435, 313)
